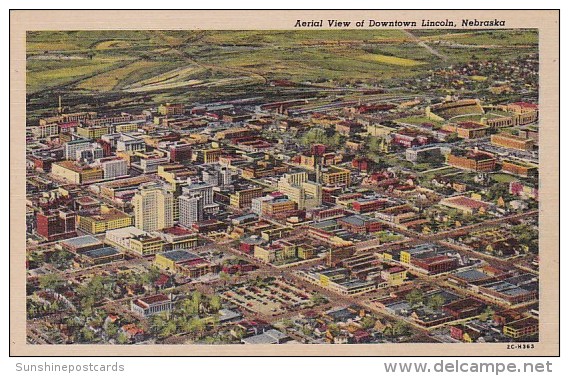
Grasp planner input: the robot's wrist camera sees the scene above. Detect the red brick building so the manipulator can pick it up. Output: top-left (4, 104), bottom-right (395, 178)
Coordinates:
top-left (36, 209), bottom-right (77, 241)
top-left (442, 298), bottom-right (486, 320)
top-left (411, 255), bottom-right (459, 274)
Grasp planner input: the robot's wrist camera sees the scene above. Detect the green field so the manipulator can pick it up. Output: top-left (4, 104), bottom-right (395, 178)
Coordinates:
top-left (491, 173), bottom-right (519, 183)
top-left (26, 29), bottom-right (539, 117)
top-left (419, 29), bottom-right (538, 46)
top-left (358, 53), bottom-right (425, 66)
top-left (396, 115), bottom-right (444, 125)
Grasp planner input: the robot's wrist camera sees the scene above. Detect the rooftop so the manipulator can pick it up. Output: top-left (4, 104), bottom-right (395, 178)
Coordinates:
top-left (80, 246), bottom-right (121, 259)
top-left (61, 235), bottom-right (102, 249)
top-left (453, 269), bottom-right (490, 282)
top-left (137, 294), bottom-right (171, 305)
top-left (161, 226), bottom-right (195, 236)
top-left (160, 250), bottom-right (201, 263)
top-left (442, 196), bottom-right (491, 210)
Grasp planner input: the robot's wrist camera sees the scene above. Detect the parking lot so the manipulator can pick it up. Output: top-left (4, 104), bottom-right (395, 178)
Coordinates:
top-left (220, 278), bottom-right (313, 316)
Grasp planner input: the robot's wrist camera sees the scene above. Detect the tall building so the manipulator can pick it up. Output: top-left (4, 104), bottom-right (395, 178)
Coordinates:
top-left (132, 183), bottom-right (174, 232)
top-left (491, 133), bottom-right (535, 151)
top-left (202, 165), bottom-right (232, 187)
top-left (183, 181), bottom-right (214, 205)
top-left (277, 172), bottom-right (322, 210)
top-left (36, 208), bottom-right (76, 241)
top-left (202, 168), bottom-right (221, 187)
top-left (51, 161), bottom-right (103, 184)
top-left (229, 186), bottom-right (264, 209)
top-left (179, 192), bottom-right (204, 227)
top-left (64, 138), bottom-right (91, 160)
top-left (158, 103), bottom-right (184, 116)
top-left (178, 180), bottom-right (219, 226)
top-left (99, 157), bottom-right (128, 179)
top-left (321, 166), bottom-right (351, 186)
top-left (77, 146), bottom-right (104, 164)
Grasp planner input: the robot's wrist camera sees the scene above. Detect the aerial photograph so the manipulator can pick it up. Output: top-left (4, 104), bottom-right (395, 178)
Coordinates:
top-left (25, 29), bottom-right (540, 346)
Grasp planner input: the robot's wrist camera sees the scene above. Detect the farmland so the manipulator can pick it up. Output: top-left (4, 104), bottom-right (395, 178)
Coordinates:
top-left (358, 53), bottom-right (425, 66)
top-left (26, 29), bottom-right (539, 121)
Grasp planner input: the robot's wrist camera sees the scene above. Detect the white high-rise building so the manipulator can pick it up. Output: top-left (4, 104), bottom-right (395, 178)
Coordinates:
top-left (77, 147), bottom-right (104, 163)
top-left (132, 183), bottom-right (174, 232)
top-left (183, 181), bottom-right (214, 205)
top-left (99, 157), bottom-right (128, 179)
top-left (202, 166), bottom-right (232, 187)
top-left (178, 193), bottom-right (204, 228)
top-left (202, 169), bottom-right (220, 187)
top-left (64, 138), bottom-right (91, 160)
top-left (251, 195), bottom-right (274, 215)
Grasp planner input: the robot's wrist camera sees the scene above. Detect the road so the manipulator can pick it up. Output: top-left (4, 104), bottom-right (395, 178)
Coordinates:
top-left (402, 30), bottom-right (448, 61)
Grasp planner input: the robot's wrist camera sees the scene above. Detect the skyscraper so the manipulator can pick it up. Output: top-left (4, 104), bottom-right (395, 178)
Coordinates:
top-left (277, 172), bottom-right (322, 210)
top-left (178, 192), bottom-right (204, 228)
top-left (132, 183), bottom-right (174, 232)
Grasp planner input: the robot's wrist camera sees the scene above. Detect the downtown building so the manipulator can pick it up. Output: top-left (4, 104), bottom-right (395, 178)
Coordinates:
top-left (178, 180), bottom-right (220, 228)
top-left (97, 156), bottom-right (128, 179)
top-left (277, 171), bottom-right (322, 210)
top-left (132, 182), bottom-right (174, 232)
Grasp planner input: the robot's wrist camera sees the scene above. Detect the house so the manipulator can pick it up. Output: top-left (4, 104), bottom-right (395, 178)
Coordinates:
top-left (352, 329), bottom-right (372, 343)
top-left (130, 294), bottom-right (173, 317)
top-left (380, 266), bottom-right (408, 286)
top-left (218, 309), bottom-right (243, 324)
top-left (232, 319), bottom-right (271, 338)
top-left (241, 329), bottom-right (290, 344)
top-left (154, 274), bottom-right (173, 290)
top-left (120, 324), bottom-right (145, 343)
top-left (450, 324), bottom-right (483, 343)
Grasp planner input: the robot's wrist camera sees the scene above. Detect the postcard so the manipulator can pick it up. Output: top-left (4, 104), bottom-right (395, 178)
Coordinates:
top-left (10, 9), bottom-right (559, 356)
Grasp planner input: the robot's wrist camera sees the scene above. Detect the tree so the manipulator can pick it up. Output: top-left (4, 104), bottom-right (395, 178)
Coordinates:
top-left (426, 294), bottom-right (445, 310)
top-left (148, 266), bottom-right (162, 283)
top-left (79, 327), bottom-right (96, 343)
top-left (50, 250), bottom-right (73, 270)
top-left (393, 320), bottom-right (409, 336)
top-left (28, 251), bottom-right (45, 269)
top-left (327, 323), bottom-right (340, 337)
top-left (150, 313), bottom-right (169, 336)
top-left (300, 128), bottom-right (329, 147)
top-left (160, 321), bottom-right (177, 338)
top-left (117, 332), bottom-right (129, 344)
top-left (191, 291), bottom-right (202, 315)
top-left (39, 274), bottom-right (65, 291)
top-left (360, 315), bottom-right (376, 330)
top-left (405, 289), bottom-right (424, 308)
top-left (219, 272), bottom-right (230, 285)
top-left (479, 306), bottom-right (495, 322)
top-left (233, 326), bottom-right (246, 340)
top-left (178, 298), bottom-right (196, 316)
top-left (184, 318), bottom-right (206, 339)
top-left (209, 295), bottom-right (222, 313)
top-left (80, 295), bottom-right (96, 315)
top-left (281, 319), bottom-right (294, 328)
top-left (106, 322), bottom-right (118, 338)
top-left (27, 300), bottom-right (38, 319)
top-left (310, 293), bottom-right (327, 305)
top-left (203, 336), bottom-right (216, 344)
